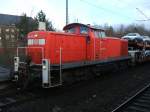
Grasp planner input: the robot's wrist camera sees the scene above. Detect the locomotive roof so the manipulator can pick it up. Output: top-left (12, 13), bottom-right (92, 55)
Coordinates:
top-left (63, 23), bottom-right (104, 31)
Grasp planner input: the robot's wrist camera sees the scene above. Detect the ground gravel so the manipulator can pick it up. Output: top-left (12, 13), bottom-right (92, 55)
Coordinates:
top-left (7, 63), bottom-right (150, 112)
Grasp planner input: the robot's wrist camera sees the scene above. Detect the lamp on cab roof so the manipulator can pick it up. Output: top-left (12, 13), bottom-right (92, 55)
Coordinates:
top-left (38, 22), bottom-right (46, 31)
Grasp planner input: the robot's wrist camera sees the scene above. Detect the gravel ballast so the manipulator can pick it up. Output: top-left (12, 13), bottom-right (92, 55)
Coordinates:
top-left (7, 63), bottom-right (150, 112)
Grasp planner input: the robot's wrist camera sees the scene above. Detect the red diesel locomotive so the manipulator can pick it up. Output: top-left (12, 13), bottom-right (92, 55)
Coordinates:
top-left (13, 23), bottom-right (130, 88)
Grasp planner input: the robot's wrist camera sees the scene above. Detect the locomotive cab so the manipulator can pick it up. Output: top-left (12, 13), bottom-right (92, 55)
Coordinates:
top-left (63, 23), bottom-right (89, 35)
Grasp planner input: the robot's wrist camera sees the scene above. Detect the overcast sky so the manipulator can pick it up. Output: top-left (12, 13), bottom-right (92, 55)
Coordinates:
top-left (0, 0), bottom-right (150, 30)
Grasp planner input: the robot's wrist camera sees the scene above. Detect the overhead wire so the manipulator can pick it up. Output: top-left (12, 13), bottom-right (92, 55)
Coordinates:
top-left (79, 0), bottom-right (135, 21)
top-left (136, 8), bottom-right (150, 21)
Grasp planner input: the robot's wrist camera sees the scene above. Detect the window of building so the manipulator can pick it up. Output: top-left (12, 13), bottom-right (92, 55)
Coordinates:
top-left (5, 29), bottom-right (9, 32)
top-left (11, 29), bottom-right (15, 33)
top-left (11, 35), bottom-right (15, 41)
top-left (5, 34), bottom-right (9, 40)
top-left (80, 26), bottom-right (88, 34)
top-left (11, 35), bottom-right (15, 39)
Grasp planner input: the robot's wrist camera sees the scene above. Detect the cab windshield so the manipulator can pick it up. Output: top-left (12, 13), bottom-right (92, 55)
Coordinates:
top-left (80, 26), bottom-right (88, 34)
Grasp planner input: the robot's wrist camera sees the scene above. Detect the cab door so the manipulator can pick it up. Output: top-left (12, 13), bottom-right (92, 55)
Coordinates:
top-left (94, 31), bottom-right (107, 60)
top-left (94, 37), bottom-right (101, 60)
top-left (99, 38), bottom-right (107, 60)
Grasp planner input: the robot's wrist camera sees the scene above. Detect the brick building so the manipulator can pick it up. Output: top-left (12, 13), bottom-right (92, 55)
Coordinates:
top-left (0, 14), bottom-right (33, 47)
top-left (0, 25), bottom-right (19, 47)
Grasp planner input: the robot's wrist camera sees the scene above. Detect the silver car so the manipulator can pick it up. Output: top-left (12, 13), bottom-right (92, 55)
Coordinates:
top-left (122, 33), bottom-right (143, 43)
top-left (142, 36), bottom-right (150, 45)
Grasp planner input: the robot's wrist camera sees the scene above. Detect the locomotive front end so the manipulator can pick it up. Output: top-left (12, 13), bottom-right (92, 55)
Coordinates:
top-left (13, 31), bottom-right (63, 89)
top-left (12, 31), bottom-right (47, 89)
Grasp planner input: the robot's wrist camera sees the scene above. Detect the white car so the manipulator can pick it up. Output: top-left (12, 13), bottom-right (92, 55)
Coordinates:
top-left (142, 36), bottom-right (150, 45)
top-left (122, 33), bottom-right (143, 43)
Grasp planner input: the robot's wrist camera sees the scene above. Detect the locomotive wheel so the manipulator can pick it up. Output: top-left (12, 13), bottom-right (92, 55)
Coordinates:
top-left (17, 65), bottom-right (31, 90)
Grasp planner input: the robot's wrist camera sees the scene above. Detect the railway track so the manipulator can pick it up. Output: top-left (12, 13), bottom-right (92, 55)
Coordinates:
top-left (112, 82), bottom-right (150, 112)
top-left (0, 90), bottom-right (37, 112)
top-left (0, 80), bottom-right (38, 111)
top-left (0, 73), bottom-right (95, 111)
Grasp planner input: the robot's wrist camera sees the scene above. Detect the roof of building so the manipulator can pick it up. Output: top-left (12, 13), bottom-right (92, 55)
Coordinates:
top-left (0, 13), bottom-right (33, 26)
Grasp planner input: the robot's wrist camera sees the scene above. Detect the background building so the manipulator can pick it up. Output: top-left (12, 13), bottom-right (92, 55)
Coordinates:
top-left (0, 25), bottom-right (19, 47)
top-left (0, 14), bottom-right (33, 47)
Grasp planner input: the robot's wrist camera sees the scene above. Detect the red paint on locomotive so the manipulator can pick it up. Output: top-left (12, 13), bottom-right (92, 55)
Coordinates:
top-left (26, 23), bottom-right (128, 64)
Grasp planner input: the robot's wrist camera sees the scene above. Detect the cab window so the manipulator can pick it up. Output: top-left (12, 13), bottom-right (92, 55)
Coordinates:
top-left (80, 26), bottom-right (88, 34)
top-left (94, 31), bottom-right (106, 38)
top-left (94, 31), bottom-right (101, 38)
top-left (101, 31), bottom-right (106, 38)
top-left (66, 27), bottom-right (75, 33)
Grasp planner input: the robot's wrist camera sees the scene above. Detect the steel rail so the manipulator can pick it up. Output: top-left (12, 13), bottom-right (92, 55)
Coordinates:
top-left (112, 82), bottom-right (150, 112)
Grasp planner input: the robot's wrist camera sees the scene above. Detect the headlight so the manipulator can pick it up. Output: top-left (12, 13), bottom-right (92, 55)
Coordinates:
top-left (43, 66), bottom-right (46, 70)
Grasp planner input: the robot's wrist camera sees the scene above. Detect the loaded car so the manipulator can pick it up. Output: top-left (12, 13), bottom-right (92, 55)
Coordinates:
top-left (122, 33), bottom-right (143, 43)
top-left (142, 36), bottom-right (150, 46)
top-left (122, 33), bottom-right (144, 49)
